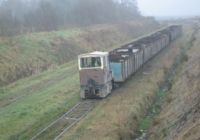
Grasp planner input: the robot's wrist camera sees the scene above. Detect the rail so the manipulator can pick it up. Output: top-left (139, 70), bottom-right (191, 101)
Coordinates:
top-left (30, 100), bottom-right (97, 140)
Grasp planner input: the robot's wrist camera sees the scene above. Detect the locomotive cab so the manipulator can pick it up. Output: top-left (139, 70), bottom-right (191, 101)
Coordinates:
top-left (78, 51), bottom-right (112, 99)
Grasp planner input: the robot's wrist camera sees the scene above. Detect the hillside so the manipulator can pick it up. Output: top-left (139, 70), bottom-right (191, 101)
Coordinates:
top-left (148, 22), bottom-right (200, 140)
top-left (0, 20), bottom-right (159, 86)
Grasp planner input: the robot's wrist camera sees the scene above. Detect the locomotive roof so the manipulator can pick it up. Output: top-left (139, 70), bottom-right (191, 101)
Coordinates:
top-left (78, 51), bottom-right (108, 57)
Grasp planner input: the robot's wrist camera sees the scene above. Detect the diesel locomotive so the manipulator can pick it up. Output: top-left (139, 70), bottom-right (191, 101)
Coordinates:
top-left (78, 25), bottom-right (182, 99)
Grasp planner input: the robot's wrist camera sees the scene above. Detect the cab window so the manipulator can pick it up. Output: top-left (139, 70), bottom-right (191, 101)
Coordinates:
top-left (80, 57), bottom-right (102, 68)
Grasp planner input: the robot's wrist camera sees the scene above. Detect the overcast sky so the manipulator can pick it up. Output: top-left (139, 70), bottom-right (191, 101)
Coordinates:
top-left (137, 0), bottom-right (200, 17)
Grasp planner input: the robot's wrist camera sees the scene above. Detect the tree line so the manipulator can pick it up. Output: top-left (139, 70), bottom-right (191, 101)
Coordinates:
top-left (0, 0), bottom-right (141, 36)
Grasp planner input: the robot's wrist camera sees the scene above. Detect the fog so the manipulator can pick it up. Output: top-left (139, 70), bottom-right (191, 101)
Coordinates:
top-left (138, 0), bottom-right (200, 17)
top-left (0, 0), bottom-right (140, 36)
top-left (1, 0), bottom-right (199, 36)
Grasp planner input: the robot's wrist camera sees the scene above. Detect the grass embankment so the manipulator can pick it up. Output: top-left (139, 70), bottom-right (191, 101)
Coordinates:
top-left (148, 23), bottom-right (200, 140)
top-left (0, 20), bottom-right (159, 86)
top-left (60, 24), bottom-right (191, 140)
top-left (0, 61), bottom-right (80, 140)
top-left (0, 21), bottom-right (159, 140)
top-left (134, 24), bottom-right (195, 139)
top-left (0, 28), bottom-right (84, 86)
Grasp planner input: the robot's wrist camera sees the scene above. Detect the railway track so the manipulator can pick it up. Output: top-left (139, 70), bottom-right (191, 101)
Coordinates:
top-left (30, 100), bottom-right (97, 140)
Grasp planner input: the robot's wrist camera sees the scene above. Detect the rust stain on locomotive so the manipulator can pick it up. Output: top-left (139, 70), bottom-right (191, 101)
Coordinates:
top-left (79, 69), bottom-right (105, 85)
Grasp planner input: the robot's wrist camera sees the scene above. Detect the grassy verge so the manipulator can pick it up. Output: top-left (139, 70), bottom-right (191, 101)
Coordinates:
top-left (0, 28), bottom-right (84, 86)
top-left (148, 23), bottom-right (200, 140)
top-left (0, 61), bottom-right (80, 140)
top-left (137, 44), bottom-right (189, 136)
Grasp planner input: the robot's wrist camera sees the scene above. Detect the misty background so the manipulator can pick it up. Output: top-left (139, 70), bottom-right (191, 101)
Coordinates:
top-left (0, 0), bottom-right (141, 36)
top-left (138, 0), bottom-right (200, 17)
top-left (0, 0), bottom-right (200, 36)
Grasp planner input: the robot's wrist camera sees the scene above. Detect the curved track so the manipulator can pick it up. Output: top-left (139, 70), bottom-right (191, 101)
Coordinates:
top-left (30, 100), bottom-right (97, 140)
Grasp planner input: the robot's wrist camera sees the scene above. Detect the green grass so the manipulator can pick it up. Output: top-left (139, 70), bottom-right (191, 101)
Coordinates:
top-left (16, 28), bottom-right (82, 41)
top-left (139, 116), bottom-right (152, 131)
top-left (0, 61), bottom-right (81, 140)
top-left (0, 28), bottom-right (84, 86)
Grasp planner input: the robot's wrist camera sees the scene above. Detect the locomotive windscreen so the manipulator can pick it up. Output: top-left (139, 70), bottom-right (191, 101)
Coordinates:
top-left (80, 57), bottom-right (102, 68)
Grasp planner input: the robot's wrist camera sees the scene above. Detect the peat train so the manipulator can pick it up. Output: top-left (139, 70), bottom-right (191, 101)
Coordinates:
top-left (78, 25), bottom-right (182, 99)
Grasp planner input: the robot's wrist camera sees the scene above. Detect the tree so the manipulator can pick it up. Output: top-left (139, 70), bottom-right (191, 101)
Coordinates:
top-left (0, 0), bottom-right (141, 36)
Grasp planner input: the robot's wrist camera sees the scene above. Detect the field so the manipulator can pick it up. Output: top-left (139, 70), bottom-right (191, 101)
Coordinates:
top-left (0, 21), bottom-right (159, 140)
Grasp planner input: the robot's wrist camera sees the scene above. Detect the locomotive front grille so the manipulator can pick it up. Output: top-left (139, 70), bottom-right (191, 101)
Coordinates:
top-left (85, 89), bottom-right (100, 99)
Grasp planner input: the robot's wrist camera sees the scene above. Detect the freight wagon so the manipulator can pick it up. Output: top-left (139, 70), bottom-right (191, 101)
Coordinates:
top-left (78, 25), bottom-right (182, 99)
